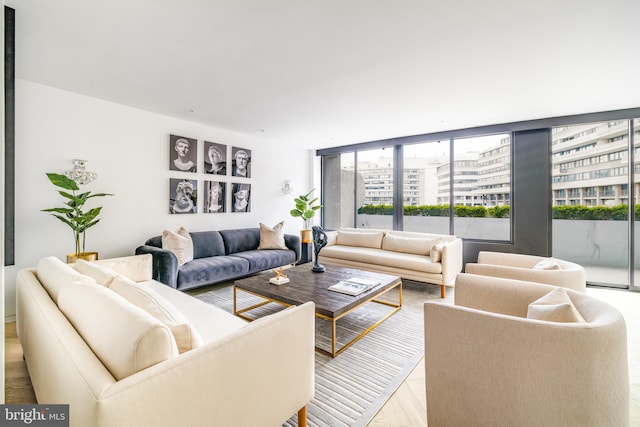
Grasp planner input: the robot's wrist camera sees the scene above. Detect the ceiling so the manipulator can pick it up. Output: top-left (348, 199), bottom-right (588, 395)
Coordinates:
top-left (7, 0), bottom-right (640, 149)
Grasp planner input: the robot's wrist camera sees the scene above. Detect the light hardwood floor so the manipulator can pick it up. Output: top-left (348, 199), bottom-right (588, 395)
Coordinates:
top-left (5, 287), bottom-right (639, 426)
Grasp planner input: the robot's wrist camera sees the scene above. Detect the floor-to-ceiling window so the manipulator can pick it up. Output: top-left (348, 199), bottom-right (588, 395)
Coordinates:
top-left (321, 136), bottom-right (512, 241)
top-left (551, 119), bottom-right (639, 288)
top-left (402, 141), bottom-right (449, 234)
top-left (356, 148), bottom-right (393, 229)
top-left (318, 107), bottom-right (640, 292)
top-left (322, 152), bottom-right (356, 230)
top-left (453, 134), bottom-right (511, 240)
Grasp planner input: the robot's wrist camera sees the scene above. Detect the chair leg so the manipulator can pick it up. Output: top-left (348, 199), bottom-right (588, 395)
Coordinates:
top-left (298, 406), bottom-right (307, 427)
top-left (441, 284), bottom-right (445, 299)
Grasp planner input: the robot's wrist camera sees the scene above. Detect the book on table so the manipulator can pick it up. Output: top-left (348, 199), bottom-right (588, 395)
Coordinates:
top-left (328, 277), bottom-right (381, 296)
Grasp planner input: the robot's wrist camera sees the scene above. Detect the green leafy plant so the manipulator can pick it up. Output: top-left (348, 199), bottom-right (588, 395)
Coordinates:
top-left (290, 188), bottom-right (323, 229)
top-left (42, 173), bottom-right (113, 255)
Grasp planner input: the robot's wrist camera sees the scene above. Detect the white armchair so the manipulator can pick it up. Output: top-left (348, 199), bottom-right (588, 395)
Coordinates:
top-left (423, 273), bottom-right (629, 427)
top-left (465, 251), bottom-right (586, 292)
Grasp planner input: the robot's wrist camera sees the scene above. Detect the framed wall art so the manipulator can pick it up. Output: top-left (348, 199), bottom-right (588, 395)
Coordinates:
top-left (204, 141), bottom-right (227, 175)
top-left (231, 182), bottom-right (251, 212)
top-left (169, 178), bottom-right (197, 214)
top-left (231, 146), bottom-right (251, 178)
top-left (204, 180), bottom-right (226, 213)
top-left (169, 134), bottom-right (197, 172)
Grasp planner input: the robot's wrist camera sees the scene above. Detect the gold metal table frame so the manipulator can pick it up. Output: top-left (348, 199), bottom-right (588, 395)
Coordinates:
top-left (233, 281), bottom-right (402, 357)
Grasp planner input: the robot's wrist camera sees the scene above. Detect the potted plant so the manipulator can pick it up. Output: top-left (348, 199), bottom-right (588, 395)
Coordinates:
top-left (42, 173), bottom-right (113, 263)
top-left (290, 188), bottom-right (322, 243)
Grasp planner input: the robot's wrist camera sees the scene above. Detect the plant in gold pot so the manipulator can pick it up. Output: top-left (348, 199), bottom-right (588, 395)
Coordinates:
top-left (42, 173), bottom-right (113, 263)
top-left (290, 188), bottom-right (322, 243)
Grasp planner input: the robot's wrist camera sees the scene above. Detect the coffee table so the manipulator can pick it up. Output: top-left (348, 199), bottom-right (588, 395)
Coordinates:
top-left (233, 265), bottom-right (402, 357)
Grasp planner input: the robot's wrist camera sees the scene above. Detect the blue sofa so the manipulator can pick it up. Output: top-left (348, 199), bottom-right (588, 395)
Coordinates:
top-left (135, 228), bottom-right (301, 290)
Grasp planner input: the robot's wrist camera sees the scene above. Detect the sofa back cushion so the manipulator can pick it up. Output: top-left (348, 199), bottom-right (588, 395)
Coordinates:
top-left (382, 234), bottom-right (442, 256)
top-left (36, 256), bottom-right (98, 303)
top-left (73, 259), bottom-right (119, 286)
top-left (109, 275), bottom-right (203, 353)
top-left (336, 230), bottom-right (384, 249)
top-left (146, 231), bottom-right (226, 260)
top-left (219, 228), bottom-right (261, 254)
top-left (189, 231), bottom-right (226, 258)
top-left (58, 284), bottom-right (178, 381)
top-left (386, 230), bottom-right (457, 243)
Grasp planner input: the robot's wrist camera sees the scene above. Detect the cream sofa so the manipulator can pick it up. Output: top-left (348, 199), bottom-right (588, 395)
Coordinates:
top-left (16, 254), bottom-right (315, 427)
top-left (465, 251), bottom-right (587, 292)
top-left (424, 273), bottom-right (629, 426)
top-left (318, 228), bottom-right (463, 298)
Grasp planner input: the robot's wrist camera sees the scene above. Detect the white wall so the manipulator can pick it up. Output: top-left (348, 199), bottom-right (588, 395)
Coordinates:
top-left (4, 80), bottom-right (315, 320)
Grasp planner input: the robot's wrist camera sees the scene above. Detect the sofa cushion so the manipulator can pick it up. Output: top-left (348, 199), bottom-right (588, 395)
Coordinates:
top-left (140, 279), bottom-right (248, 343)
top-left (258, 221), bottom-right (287, 250)
top-left (189, 231), bottom-right (226, 259)
top-left (219, 228), bottom-right (261, 254)
top-left (533, 258), bottom-right (562, 270)
top-left (73, 259), bottom-right (118, 286)
top-left (527, 287), bottom-right (586, 323)
top-left (58, 284), bottom-right (178, 381)
top-left (93, 254), bottom-right (153, 282)
top-left (382, 233), bottom-right (441, 256)
top-left (230, 249), bottom-right (297, 273)
top-left (162, 227), bottom-right (194, 267)
top-left (36, 256), bottom-right (98, 303)
top-left (336, 230), bottom-right (384, 249)
top-left (320, 245), bottom-right (442, 274)
top-left (177, 256), bottom-right (250, 290)
top-left (109, 275), bottom-right (203, 353)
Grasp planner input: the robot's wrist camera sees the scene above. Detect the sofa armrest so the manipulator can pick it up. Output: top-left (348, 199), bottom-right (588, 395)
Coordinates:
top-left (134, 245), bottom-right (178, 288)
top-left (440, 238), bottom-right (463, 285)
top-left (284, 233), bottom-right (302, 263)
top-left (99, 302), bottom-right (316, 427)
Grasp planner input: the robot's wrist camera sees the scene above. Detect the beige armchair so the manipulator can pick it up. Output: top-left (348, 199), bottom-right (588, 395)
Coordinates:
top-left (424, 273), bottom-right (629, 427)
top-left (465, 251), bottom-right (586, 292)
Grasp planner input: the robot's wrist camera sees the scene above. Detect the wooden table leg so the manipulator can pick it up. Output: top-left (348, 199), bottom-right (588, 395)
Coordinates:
top-left (298, 406), bottom-right (307, 427)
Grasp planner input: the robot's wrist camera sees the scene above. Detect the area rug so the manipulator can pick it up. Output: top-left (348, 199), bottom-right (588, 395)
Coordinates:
top-left (188, 280), bottom-right (439, 427)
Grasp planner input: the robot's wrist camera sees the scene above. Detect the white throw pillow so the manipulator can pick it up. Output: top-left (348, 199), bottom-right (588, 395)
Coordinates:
top-left (58, 284), bottom-right (178, 380)
top-left (73, 259), bottom-right (118, 286)
top-left (382, 234), bottom-right (441, 256)
top-left (94, 254), bottom-right (153, 282)
top-left (109, 275), bottom-right (203, 353)
top-left (532, 258), bottom-right (562, 270)
top-left (430, 242), bottom-right (446, 262)
top-left (527, 287), bottom-right (586, 323)
top-left (162, 227), bottom-right (194, 267)
top-left (36, 256), bottom-right (98, 303)
top-left (258, 221), bottom-right (287, 250)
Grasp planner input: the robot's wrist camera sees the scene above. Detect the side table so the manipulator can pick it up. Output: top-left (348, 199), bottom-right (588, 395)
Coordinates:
top-left (297, 242), bottom-right (313, 265)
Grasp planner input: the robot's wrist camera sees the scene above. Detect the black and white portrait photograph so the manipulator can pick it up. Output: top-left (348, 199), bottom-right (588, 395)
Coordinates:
top-left (169, 134), bottom-right (197, 172)
top-left (231, 146), bottom-right (251, 178)
top-left (204, 141), bottom-right (227, 175)
top-left (204, 181), bottom-right (226, 213)
top-left (169, 178), bottom-right (197, 214)
top-left (231, 183), bottom-right (251, 212)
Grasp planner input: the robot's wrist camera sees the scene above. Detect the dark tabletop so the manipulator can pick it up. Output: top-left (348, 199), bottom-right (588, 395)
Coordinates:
top-left (234, 264), bottom-right (401, 318)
